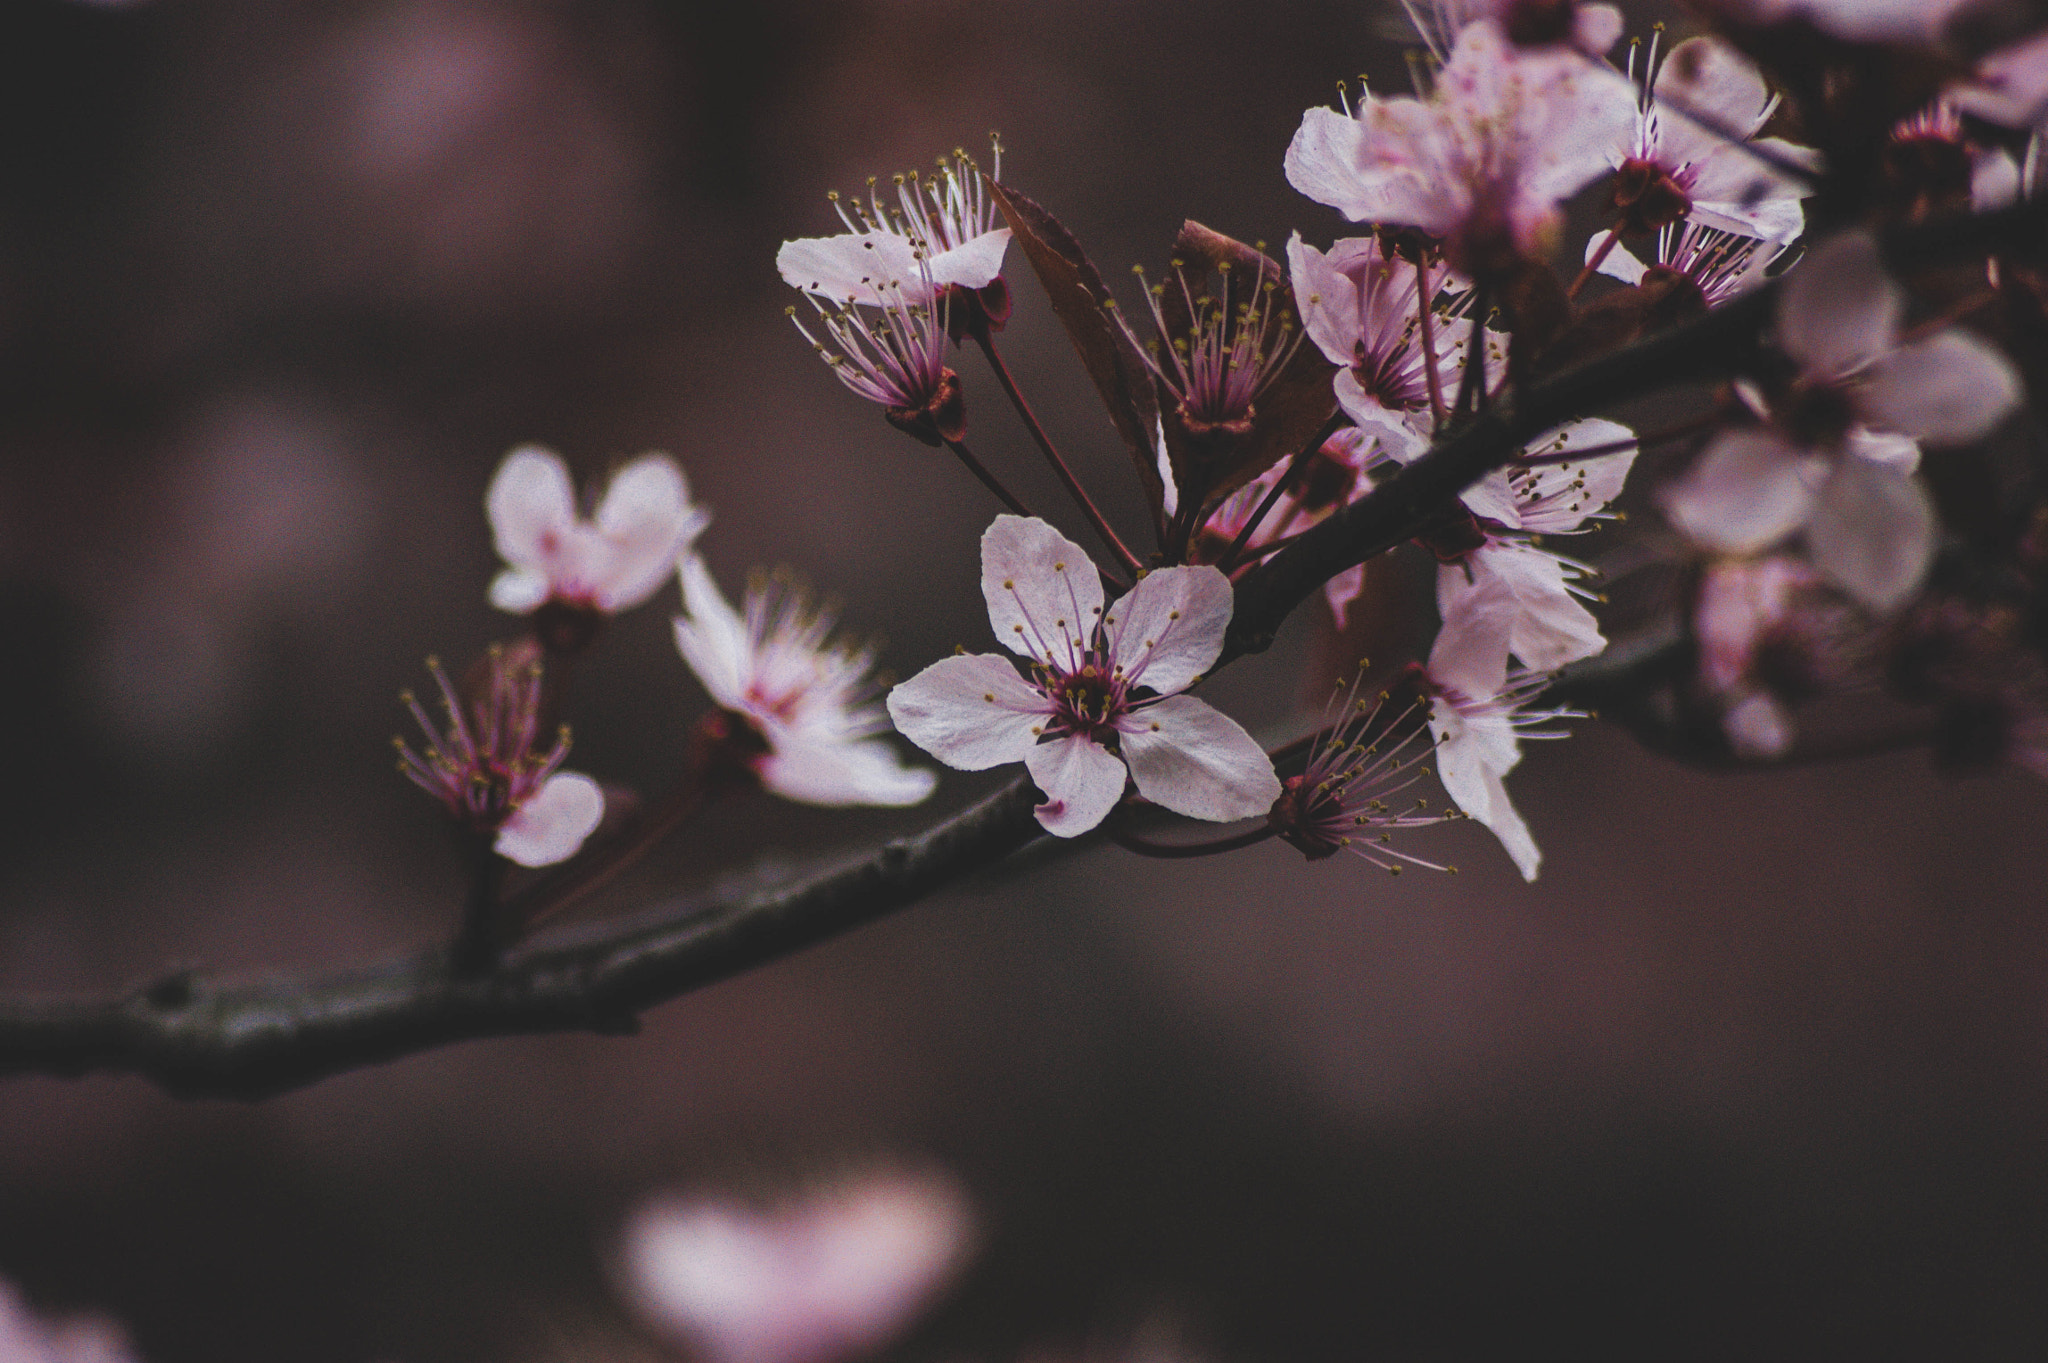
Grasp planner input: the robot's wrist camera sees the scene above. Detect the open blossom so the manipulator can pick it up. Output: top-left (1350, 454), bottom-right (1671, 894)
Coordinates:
top-left (1662, 231), bottom-right (2023, 611)
top-left (1609, 35), bottom-right (1813, 243)
top-left (1285, 20), bottom-right (1635, 276)
top-left (396, 647), bottom-right (605, 868)
top-left (622, 1170), bottom-right (973, 1363)
top-left (1695, 554), bottom-right (1820, 758)
top-left (1122, 253), bottom-right (1303, 444)
top-left (1594, 219), bottom-right (1788, 306)
top-left (1423, 575), bottom-right (1577, 881)
top-left (674, 557), bottom-right (935, 808)
top-left (776, 143), bottom-right (1011, 311)
top-left (1267, 673), bottom-right (1455, 873)
top-left (786, 256), bottom-right (965, 446)
top-left (888, 516), bottom-right (1281, 837)
top-left (486, 445), bottom-right (710, 618)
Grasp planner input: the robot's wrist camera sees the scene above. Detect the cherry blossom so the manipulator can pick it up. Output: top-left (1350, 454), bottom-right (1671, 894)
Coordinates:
top-left (786, 257), bottom-right (965, 446)
top-left (1286, 234), bottom-right (1462, 451)
top-left (776, 143), bottom-right (1011, 311)
top-left (1609, 35), bottom-right (1813, 243)
top-left (887, 516), bottom-right (1281, 837)
top-left (396, 648), bottom-right (605, 868)
top-left (674, 556), bottom-right (936, 808)
top-left (1267, 672), bottom-right (1455, 872)
top-left (1593, 220), bottom-right (1788, 306)
top-left (1887, 100), bottom-right (2021, 213)
top-left (1285, 20), bottom-right (1636, 276)
top-left (1122, 254), bottom-right (1303, 443)
top-left (486, 445), bottom-right (710, 617)
top-left (1423, 575), bottom-right (1578, 880)
top-left (1661, 231), bottom-right (2022, 611)
top-left (1694, 554), bottom-right (1820, 758)
top-left (622, 1170), bottom-right (973, 1363)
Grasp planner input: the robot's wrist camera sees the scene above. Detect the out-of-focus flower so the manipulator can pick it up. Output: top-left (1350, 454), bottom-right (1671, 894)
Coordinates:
top-left (1957, 29), bottom-right (2048, 132)
top-left (1405, 0), bottom-right (1623, 55)
top-left (1661, 232), bottom-right (2022, 611)
top-left (776, 143), bottom-right (1011, 311)
top-left (396, 647), bottom-right (604, 867)
top-left (1885, 101), bottom-right (2021, 214)
top-left (1285, 20), bottom-right (1635, 277)
top-left (674, 557), bottom-right (935, 808)
top-left (888, 516), bottom-right (1281, 837)
top-left (786, 258), bottom-right (966, 447)
top-left (486, 446), bottom-right (710, 619)
top-left (1423, 574), bottom-right (1579, 880)
top-left (1268, 672), bottom-right (1456, 872)
top-left (0, 1282), bottom-right (139, 1363)
top-left (1695, 0), bottom-right (1974, 44)
top-left (622, 1169), bottom-right (974, 1363)
top-left (1609, 34), bottom-right (1813, 242)
top-left (1695, 554), bottom-right (1820, 759)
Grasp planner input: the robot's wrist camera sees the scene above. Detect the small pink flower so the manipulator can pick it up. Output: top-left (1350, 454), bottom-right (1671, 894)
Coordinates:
top-left (1285, 20), bottom-right (1636, 276)
top-left (675, 556), bottom-right (935, 808)
top-left (486, 445), bottom-right (710, 617)
top-left (786, 257), bottom-right (965, 446)
top-left (395, 649), bottom-right (604, 868)
top-left (887, 516), bottom-right (1282, 837)
top-left (1592, 220), bottom-right (1789, 306)
top-left (1267, 675), bottom-right (1455, 873)
top-left (776, 144), bottom-right (1011, 311)
top-left (622, 1170), bottom-right (974, 1363)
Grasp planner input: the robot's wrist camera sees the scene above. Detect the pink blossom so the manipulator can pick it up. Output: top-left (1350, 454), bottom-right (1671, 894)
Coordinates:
top-left (1957, 29), bottom-right (2048, 132)
top-left (396, 649), bottom-right (605, 867)
top-left (1593, 220), bottom-right (1789, 306)
top-left (1267, 675), bottom-right (1455, 872)
top-left (674, 557), bottom-right (936, 808)
top-left (1285, 20), bottom-right (1636, 276)
top-left (786, 256), bottom-right (964, 445)
top-left (887, 516), bottom-right (1281, 837)
top-left (622, 1170), bottom-right (973, 1363)
top-left (1695, 554), bottom-right (1819, 693)
top-left (0, 1282), bottom-right (139, 1363)
top-left (776, 144), bottom-right (1010, 310)
top-left (1661, 231), bottom-right (2022, 610)
top-left (486, 445), bottom-right (710, 616)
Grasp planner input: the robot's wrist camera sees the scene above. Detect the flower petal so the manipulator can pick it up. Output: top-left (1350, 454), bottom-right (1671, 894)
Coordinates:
top-left (1428, 705), bottom-right (1539, 881)
top-left (760, 737), bottom-right (937, 808)
top-left (1858, 331), bottom-right (2022, 447)
top-left (1804, 457), bottom-right (1936, 612)
top-left (886, 653), bottom-right (1048, 771)
top-left (489, 566), bottom-right (552, 615)
top-left (487, 445), bottom-right (577, 574)
top-left (673, 555), bottom-right (749, 710)
top-left (776, 231), bottom-right (931, 307)
top-left (593, 455), bottom-right (711, 612)
top-left (1103, 565), bottom-right (1232, 696)
top-left (1778, 231), bottom-right (1902, 379)
top-left (1023, 733), bottom-right (1128, 837)
top-left (979, 515), bottom-right (1103, 669)
top-left (1660, 429), bottom-right (1826, 555)
top-left (1441, 543), bottom-right (1605, 674)
top-left (928, 229), bottom-right (1012, 291)
top-left (495, 772), bottom-right (604, 868)
top-left (1119, 694), bottom-right (1282, 823)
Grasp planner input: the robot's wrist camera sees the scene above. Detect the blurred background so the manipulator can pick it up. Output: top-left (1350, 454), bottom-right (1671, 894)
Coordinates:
top-left (4, 0), bottom-right (2048, 1358)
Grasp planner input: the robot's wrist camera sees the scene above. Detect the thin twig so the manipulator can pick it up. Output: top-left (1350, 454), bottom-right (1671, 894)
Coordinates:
top-left (943, 437), bottom-right (1035, 517)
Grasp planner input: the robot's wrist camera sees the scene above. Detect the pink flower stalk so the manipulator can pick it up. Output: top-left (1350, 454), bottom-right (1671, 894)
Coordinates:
top-left (776, 143), bottom-right (1011, 311)
top-left (1286, 233), bottom-right (1465, 451)
top-left (396, 649), bottom-right (604, 868)
top-left (785, 258), bottom-right (965, 446)
top-left (1268, 676), bottom-right (1457, 873)
top-left (1122, 255), bottom-right (1304, 441)
top-left (1661, 231), bottom-right (2023, 611)
top-left (1609, 34), bottom-right (1814, 243)
top-left (1284, 20), bottom-right (1636, 277)
top-left (1423, 571), bottom-right (1581, 880)
top-left (674, 556), bottom-right (936, 808)
top-left (486, 445), bottom-right (710, 618)
top-left (888, 516), bottom-right (1282, 837)
top-left (622, 1169), bottom-right (974, 1363)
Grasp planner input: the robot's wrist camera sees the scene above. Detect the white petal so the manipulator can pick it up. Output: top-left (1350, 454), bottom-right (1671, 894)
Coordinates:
top-left (1653, 38), bottom-right (1771, 141)
top-left (1284, 106), bottom-right (1387, 224)
top-left (1508, 418), bottom-right (1636, 534)
top-left (1103, 565), bottom-right (1232, 696)
top-left (776, 231), bottom-right (932, 307)
top-left (1429, 705), bottom-right (1539, 881)
top-left (673, 555), bottom-right (749, 711)
top-left (1844, 426), bottom-right (1920, 472)
top-left (1572, 3), bottom-right (1623, 53)
top-left (1805, 458), bottom-right (1936, 612)
top-left (1725, 690), bottom-right (1794, 759)
top-left (979, 515), bottom-right (1103, 669)
top-left (1442, 544), bottom-right (1606, 674)
top-left (1778, 231), bottom-right (1902, 379)
top-left (1459, 471), bottom-right (1525, 528)
top-left (488, 567), bottom-right (551, 615)
top-left (886, 653), bottom-right (1048, 771)
top-left (486, 445), bottom-right (576, 572)
top-left (1119, 694), bottom-right (1282, 823)
top-left (760, 737), bottom-right (937, 808)
top-left (1592, 236), bottom-right (1648, 287)
top-left (1428, 572), bottom-right (1518, 704)
top-left (1660, 429), bottom-right (1826, 555)
top-left (1024, 734), bottom-right (1128, 837)
top-left (1286, 232), bottom-right (1360, 368)
top-left (593, 455), bottom-right (711, 612)
top-left (1323, 563), bottom-right (1368, 630)
top-left (927, 229), bottom-right (1012, 290)
top-left (495, 772), bottom-right (604, 868)
top-left (1858, 331), bottom-right (2023, 446)
top-left (1973, 150), bottom-right (2021, 212)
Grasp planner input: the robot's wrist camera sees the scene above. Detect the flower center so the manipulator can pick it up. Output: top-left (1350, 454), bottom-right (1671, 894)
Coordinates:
top-left (1045, 657), bottom-right (1127, 740)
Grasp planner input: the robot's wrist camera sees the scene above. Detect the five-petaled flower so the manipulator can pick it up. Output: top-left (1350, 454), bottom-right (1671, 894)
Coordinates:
top-left (396, 647), bottom-right (605, 868)
top-left (674, 556), bottom-right (936, 808)
top-left (887, 516), bottom-right (1282, 837)
top-left (487, 445), bottom-right (711, 624)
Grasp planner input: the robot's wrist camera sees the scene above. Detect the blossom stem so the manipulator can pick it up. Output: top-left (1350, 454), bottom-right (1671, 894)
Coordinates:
top-left (1105, 819), bottom-right (1278, 859)
top-left (1214, 412), bottom-right (1346, 574)
top-left (1414, 256), bottom-right (1449, 429)
top-left (973, 333), bottom-right (1146, 575)
top-left (1452, 286), bottom-right (1492, 420)
top-left (450, 837), bottom-right (512, 976)
top-left (940, 437), bottom-right (1035, 518)
top-left (510, 766), bottom-right (722, 934)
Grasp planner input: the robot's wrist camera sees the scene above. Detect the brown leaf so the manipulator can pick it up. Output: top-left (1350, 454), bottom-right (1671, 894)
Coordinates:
top-left (987, 182), bottom-right (1166, 539)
